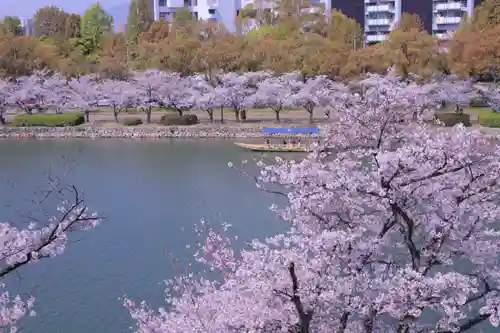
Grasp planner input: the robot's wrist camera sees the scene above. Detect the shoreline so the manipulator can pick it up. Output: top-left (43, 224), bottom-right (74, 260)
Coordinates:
top-left (0, 125), bottom-right (322, 140)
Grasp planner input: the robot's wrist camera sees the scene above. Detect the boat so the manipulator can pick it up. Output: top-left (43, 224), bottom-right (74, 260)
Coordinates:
top-left (234, 142), bottom-right (310, 152)
top-left (234, 127), bottom-right (319, 152)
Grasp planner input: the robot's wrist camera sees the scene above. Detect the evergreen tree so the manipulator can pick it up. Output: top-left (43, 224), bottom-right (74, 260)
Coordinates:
top-left (126, 0), bottom-right (154, 43)
top-left (79, 3), bottom-right (113, 55)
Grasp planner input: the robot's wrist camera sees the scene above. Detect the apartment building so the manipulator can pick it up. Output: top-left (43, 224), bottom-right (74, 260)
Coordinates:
top-left (363, 0), bottom-right (486, 44)
top-left (152, 0), bottom-right (485, 38)
top-left (363, 0), bottom-right (400, 43)
top-left (153, 0), bottom-right (240, 31)
top-left (152, 0), bottom-right (332, 32)
top-left (19, 17), bottom-right (34, 36)
top-left (432, 0), bottom-right (482, 39)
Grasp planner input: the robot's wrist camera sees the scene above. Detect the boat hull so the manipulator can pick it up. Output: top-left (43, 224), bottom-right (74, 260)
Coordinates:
top-left (234, 142), bottom-right (310, 152)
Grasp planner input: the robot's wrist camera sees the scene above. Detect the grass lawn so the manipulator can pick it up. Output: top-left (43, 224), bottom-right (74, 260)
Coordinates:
top-left (464, 107), bottom-right (495, 118)
top-left (91, 107), bottom-right (303, 115)
top-left (463, 107), bottom-right (500, 127)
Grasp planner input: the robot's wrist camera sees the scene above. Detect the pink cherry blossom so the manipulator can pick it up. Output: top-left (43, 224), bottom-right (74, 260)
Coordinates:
top-left (0, 183), bottom-right (101, 333)
top-left (124, 74), bottom-right (500, 333)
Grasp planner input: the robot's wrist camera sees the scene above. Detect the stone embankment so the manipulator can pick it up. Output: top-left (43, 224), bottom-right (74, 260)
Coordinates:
top-left (0, 125), bottom-right (321, 139)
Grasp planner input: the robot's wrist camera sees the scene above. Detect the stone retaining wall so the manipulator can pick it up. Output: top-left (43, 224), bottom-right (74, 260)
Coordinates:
top-left (0, 126), bottom-right (322, 139)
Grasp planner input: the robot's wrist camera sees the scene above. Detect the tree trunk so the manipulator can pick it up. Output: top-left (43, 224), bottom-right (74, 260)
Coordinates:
top-left (220, 106), bottom-right (224, 124)
top-left (146, 107), bottom-right (152, 124)
top-left (307, 108), bottom-right (314, 124)
top-left (207, 109), bottom-right (214, 123)
top-left (0, 113), bottom-right (5, 125)
top-left (275, 110), bottom-right (280, 123)
top-left (113, 107), bottom-right (119, 123)
top-left (84, 110), bottom-right (90, 123)
top-left (234, 108), bottom-right (240, 122)
top-left (177, 110), bottom-right (184, 117)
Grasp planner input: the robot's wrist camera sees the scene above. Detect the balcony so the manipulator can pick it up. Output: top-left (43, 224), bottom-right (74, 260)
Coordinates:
top-left (434, 2), bottom-right (466, 11)
top-left (164, 0), bottom-right (184, 7)
top-left (366, 34), bottom-right (387, 42)
top-left (366, 4), bottom-right (394, 13)
top-left (435, 32), bottom-right (451, 40)
top-left (206, 0), bottom-right (218, 7)
top-left (435, 16), bottom-right (462, 24)
top-left (366, 18), bottom-right (392, 26)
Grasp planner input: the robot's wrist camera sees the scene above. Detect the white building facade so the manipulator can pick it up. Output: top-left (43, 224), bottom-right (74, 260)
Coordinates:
top-left (153, 0), bottom-right (240, 31)
top-left (432, 0), bottom-right (476, 39)
top-left (151, 0), bottom-right (332, 32)
top-left (151, 0), bottom-right (483, 38)
top-left (364, 0), bottom-right (402, 44)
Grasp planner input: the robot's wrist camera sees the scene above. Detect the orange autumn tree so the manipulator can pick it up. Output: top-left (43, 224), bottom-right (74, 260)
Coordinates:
top-left (384, 13), bottom-right (440, 78)
top-left (99, 33), bottom-right (129, 79)
top-left (449, 0), bottom-right (500, 79)
top-left (342, 43), bottom-right (389, 78)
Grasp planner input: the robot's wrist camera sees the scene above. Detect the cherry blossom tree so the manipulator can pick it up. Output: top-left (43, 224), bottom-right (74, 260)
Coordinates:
top-left (158, 74), bottom-right (197, 117)
top-left (42, 74), bottom-right (79, 114)
top-left (0, 178), bottom-right (101, 333)
top-left (98, 80), bottom-right (137, 123)
top-left (191, 76), bottom-right (224, 123)
top-left (252, 74), bottom-right (301, 123)
top-left (0, 79), bottom-right (13, 124)
top-left (9, 75), bottom-right (48, 114)
top-left (217, 73), bottom-right (257, 122)
top-left (477, 84), bottom-right (500, 113)
top-left (68, 75), bottom-right (103, 122)
top-left (125, 77), bottom-right (500, 333)
top-left (132, 70), bottom-right (165, 124)
top-left (290, 76), bottom-right (333, 124)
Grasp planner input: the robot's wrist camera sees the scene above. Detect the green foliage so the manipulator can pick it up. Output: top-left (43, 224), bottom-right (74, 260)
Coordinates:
top-left (159, 114), bottom-right (199, 126)
top-left (1, 16), bottom-right (23, 36)
top-left (13, 112), bottom-right (85, 127)
top-left (477, 110), bottom-right (500, 127)
top-left (126, 0), bottom-right (154, 43)
top-left (435, 112), bottom-right (472, 127)
top-left (80, 3), bottom-right (113, 55)
top-left (122, 117), bottom-right (143, 126)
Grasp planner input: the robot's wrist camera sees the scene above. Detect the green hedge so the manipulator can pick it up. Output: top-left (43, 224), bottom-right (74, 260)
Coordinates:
top-left (469, 98), bottom-right (489, 108)
top-left (122, 117), bottom-right (143, 126)
top-left (478, 111), bottom-right (500, 128)
top-left (13, 112), bottom-right (85, 127)
top-left (159, 114), bottom-right (198, 126)
top-left (435, 113), bottom-right (472, 127)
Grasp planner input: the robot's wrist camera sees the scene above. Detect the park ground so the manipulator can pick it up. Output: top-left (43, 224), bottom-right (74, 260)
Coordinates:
top-left (3, 107), bottom-right (498, 130)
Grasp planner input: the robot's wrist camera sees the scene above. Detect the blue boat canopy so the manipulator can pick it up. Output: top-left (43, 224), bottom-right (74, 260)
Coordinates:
top-left (262, 127), bottom-right (319, 134)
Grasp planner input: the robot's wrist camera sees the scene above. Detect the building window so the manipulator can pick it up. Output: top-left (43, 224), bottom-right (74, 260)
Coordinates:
top-left (159, 0), bottom-right (166, 6)
top-left (208, 8), bottom-right (215, 14)
top-left (193, 12), bottom-right (198, 20)
top-left (236, 9), bottom-right (240, 16)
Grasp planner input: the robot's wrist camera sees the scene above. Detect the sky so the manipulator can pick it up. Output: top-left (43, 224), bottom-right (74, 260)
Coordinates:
top-left (0, 0), bottom-right (127, 20)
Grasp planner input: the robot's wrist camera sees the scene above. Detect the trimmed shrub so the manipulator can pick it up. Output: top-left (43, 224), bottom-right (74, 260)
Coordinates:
top-left (122, 117), bottom-right (143, 126)
top-left (13, 112), bottom-right (85, 127)
top-left (159, 114), bottom-right (198, 126)
top-left (435, 113), bottom-right (471, 127)
top-left (478, 112), bottom-right (500, 128)
top-left (469, 98), bottom-right (489, 108)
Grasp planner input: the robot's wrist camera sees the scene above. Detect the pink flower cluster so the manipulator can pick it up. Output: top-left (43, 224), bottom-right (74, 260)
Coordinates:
top-left (124, 73), bottom-right (500, 333)
top-left (0, 186), bottom-right (101, 333)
